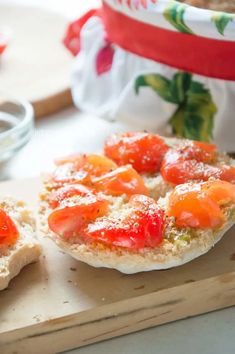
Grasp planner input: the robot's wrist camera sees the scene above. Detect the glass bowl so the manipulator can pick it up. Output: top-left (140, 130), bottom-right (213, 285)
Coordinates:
top-left (0, 96), bottom-right (34, 166)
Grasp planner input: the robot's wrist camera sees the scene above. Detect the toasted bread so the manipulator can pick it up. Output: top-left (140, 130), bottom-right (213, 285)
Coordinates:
top-left (39, 185), bottom-right (235, 274)
top-left (0, 198), bottom-right (41, 290)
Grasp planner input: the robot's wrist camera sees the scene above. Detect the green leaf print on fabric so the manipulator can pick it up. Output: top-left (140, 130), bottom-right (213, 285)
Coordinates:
top-left (163, 1), bottom-right (193, 34)
top-left (170, 72), bottom-right (192, 103)
top-left (182, 81), bottom-right (216, 141)
top-left (135, 74), bottom-right (176, 103)
top-left (212, 12), bottom-right (234, 35)
top-left (135, 72), bottom-right (217, 142)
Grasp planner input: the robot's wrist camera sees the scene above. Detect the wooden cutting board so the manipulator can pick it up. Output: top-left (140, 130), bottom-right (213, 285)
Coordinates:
top-left (0, 4), bottom-right (73, 118)
top-left (0, 178), bottom-right (235, 354)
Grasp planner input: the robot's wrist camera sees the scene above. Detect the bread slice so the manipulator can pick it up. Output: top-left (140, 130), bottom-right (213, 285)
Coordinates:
top-left (39, 186), bottom-right (235, 274)
top-left (0, 198), bottom-right (41, 290)
top-left (39, 135), bottom-right (235, 274)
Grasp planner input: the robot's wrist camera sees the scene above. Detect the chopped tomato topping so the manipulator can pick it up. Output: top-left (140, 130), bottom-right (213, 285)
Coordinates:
top-left (219, 166), bottom-right (235, 184)
top-left (48, 195), bottom-right (109, 239)
top-left (161, 157), bottom-right (221, 185)
top-left (160, 140), bottom-right (235, 185)
top-left (202, 180), bottom-right (235, 206)
top-left (0, 209), bottom-right (19, 246)
top-left (188, 141), bottom-right (217, 163)
top-left (49, 184), bottom-right (95, 209)
top-left (92, 165), bottom-right (148, 197)
top-left (104, 132), bottom-right (169, 173)
top-left (53, 154), bottom-right (117, 185)
top-left (52, 163), bottom-right (90, 185)
top-left (86, 195), bottom-right (165, 249)
top-left (167, 183), bottom-right (225, 229)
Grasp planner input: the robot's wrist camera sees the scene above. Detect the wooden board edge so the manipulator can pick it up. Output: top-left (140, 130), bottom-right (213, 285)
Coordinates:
top-left (1, 271), bottom-right (235, 354)
top-left (32, 89), bottom-right (73, 118)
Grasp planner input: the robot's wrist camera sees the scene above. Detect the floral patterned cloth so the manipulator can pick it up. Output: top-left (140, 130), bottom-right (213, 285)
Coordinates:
top-left (71, 0), bottom-right (235, 151)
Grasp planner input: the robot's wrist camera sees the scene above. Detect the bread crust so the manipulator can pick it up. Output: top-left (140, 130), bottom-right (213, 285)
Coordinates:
top-left (0, 198), bottom-right (41, 290)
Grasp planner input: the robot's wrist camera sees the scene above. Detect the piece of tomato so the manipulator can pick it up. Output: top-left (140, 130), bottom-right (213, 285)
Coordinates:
top-left (86, 194), bottom-right (165, 249)
top-left (167, 185), bottom-right (224, 229)
top-left (161, 140), bottom-right (220, 185)
top-left (49, 184), bottom-right (95, 209)
top-left (219, 166), bottom-right (235, 184)
top-left (202, 180), bottom-right (235, 206)
top-left (161, 158), bottom-right (221, 185)
top-left (104, 132), bottom-right (169, 173)
top-left (55, 154), bottom-right (116, 172)
top-left (53, 154), bottom-right (117, 185)
top-left (48, 195), bottom-right (109, 239)
top-left (0, 209), bottom-right (19, 246)
top-left (186, 141), bottom-right (217, 163)
top-left (52, 163), bottom-right (90, 185)
top-left (92, 165), bottom-right (148, 197)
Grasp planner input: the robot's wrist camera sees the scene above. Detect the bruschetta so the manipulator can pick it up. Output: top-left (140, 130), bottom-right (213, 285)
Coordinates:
top-left (40, 133), bottom-right (235, 273)
top-left (0, 198), bottom-right (41, 290)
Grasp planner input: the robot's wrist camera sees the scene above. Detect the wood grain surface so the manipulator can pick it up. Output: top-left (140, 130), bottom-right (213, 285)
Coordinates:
top-left (0, 4), bottom-right (73, 118)
top-left (0, 178), bottom-right (235, 354)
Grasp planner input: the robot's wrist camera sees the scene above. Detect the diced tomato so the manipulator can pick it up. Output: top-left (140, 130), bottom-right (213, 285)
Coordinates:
top-left (0, 209), bottom-right (19, 246)
top-left (49, 184), bottom-right (95, 209)
top-left (167, 185), bottom-right (225, 229)
top-left (219, 166), bottom-right (235, 184)
top-left (48, 195), bottom-right (109, 239)
top-left (86, 195), bottom-right (165, 249)
top-left (53, 154), bottom-right (117, 185)
top-left (188, 141), bottom-right (217, 163)
top-left (104, 132), bottom-right (169, 173)
top-left (161, 140), bottom-right (222, 185)
top-left (55, 154), bottom-right (85, 166)
top-left (52, 163), bottom-right (90, 185)
top-left (202, 180), bottom-right (235, 206)
top-left (92, 165), bottom-right (148, 197)
top-left (161, 158), bottom-right (221, 185)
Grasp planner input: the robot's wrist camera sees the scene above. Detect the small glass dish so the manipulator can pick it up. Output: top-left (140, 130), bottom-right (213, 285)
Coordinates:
top-left (0, 96), bottom-right (34, 166)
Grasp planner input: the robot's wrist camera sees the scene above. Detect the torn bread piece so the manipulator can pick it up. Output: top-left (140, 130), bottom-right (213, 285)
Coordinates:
top-left (0, 198), bottom-right (41, 290)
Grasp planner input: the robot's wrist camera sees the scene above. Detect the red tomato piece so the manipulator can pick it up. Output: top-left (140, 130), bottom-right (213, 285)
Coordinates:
top-left (0, 209), bottom-right (19, 246)
top-left (52, 163), bottom-right (90, 185)
top-left (167, 185), bottom-right (225, 229)
top-left (161, 158), bottom-right (221, 185)
top-left (48, 195), bottom-right (109, 239)
top-left (86, 194), bottom-right (165, 249)
top-left (104, 132), bottom-right (169, 173)
top-left (219, 166), bottom-right (235, 184)
top-left (49, 184), bottom-right (95, 209)
top-left (186, 141), bottom-right (217, 163)
top-left (53, 154), bottom-right (117, 185)
top-left (92, 165), bottom-right (148, 197)
top-left (202, 180), bottom-right (235, 206)
top-left (161, 140), bottom-right (223, 185)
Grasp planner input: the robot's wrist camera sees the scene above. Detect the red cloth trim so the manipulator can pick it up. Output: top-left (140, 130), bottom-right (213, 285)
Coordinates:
top-left (101, 2), bottom-right (235, 81)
